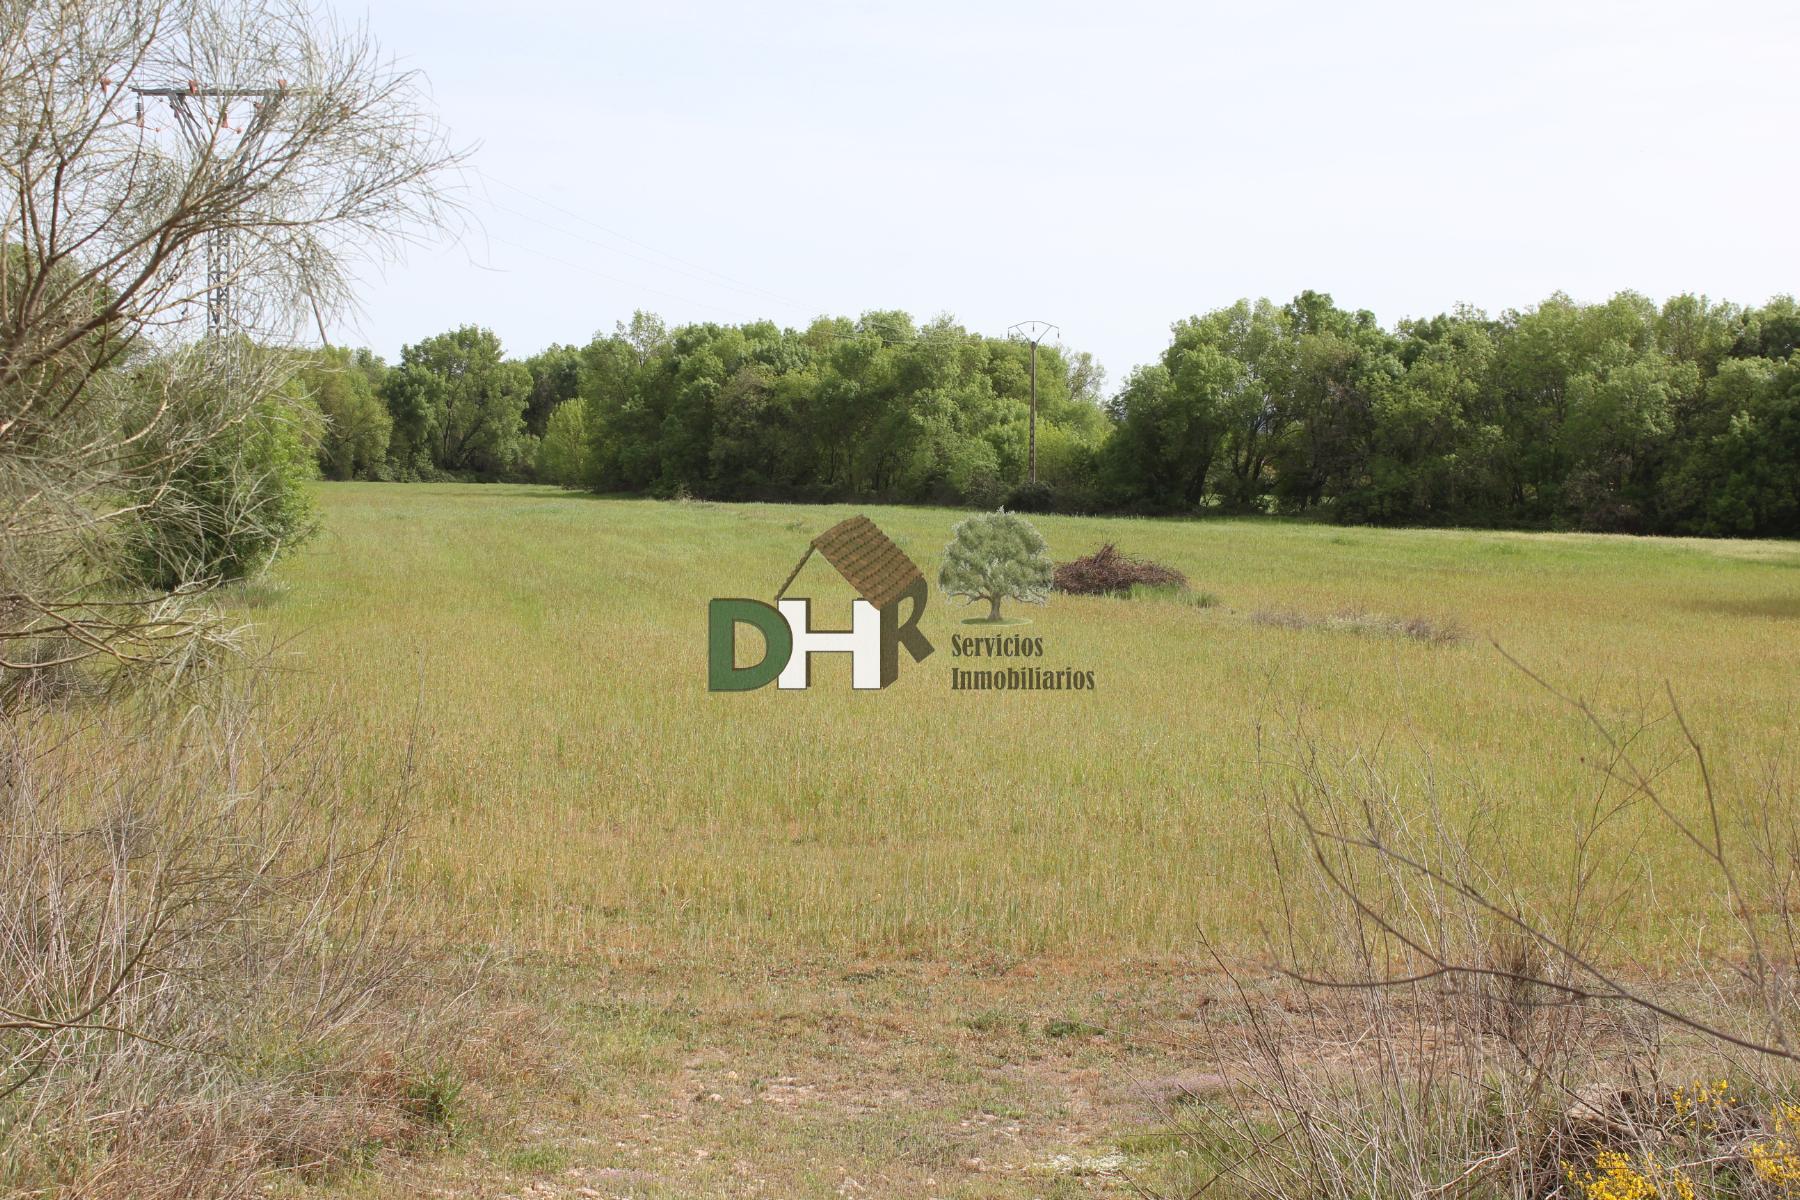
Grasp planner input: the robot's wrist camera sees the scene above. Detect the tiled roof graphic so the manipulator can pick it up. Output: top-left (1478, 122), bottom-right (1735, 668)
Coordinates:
top-left (810, 516), bottom-right (924, 610)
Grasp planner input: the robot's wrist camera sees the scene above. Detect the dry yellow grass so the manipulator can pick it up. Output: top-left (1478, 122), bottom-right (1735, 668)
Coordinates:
top-left (260, 483), bottom-right (1800, 962)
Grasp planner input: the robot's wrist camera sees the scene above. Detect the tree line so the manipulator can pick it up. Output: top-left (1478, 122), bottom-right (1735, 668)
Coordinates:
top-left (305, 290), bottom-right (1800, 537)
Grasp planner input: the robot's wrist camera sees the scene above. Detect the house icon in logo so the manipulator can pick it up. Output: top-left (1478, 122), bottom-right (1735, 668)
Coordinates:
top-left (708, 516), bottom-right (935, 691)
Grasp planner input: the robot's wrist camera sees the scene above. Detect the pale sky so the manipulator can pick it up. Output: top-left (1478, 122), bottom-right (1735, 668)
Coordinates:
top-left (337, 0), bottom-right (1800, 386)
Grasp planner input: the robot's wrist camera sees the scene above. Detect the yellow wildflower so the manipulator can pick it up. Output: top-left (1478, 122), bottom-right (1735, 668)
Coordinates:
top-left (1565, 1150), bottom-right (1698, 1200)
top-left (1566, 1150), bottom-right (1657, 1200)
top-left (1749, 1137), bottom-right (1800, 1187)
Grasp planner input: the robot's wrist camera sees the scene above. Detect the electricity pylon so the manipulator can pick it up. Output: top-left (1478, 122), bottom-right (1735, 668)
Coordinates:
top-left (1007, 320), bottom-right (1059, 485)
top-left (131, 81), bottom-right (286, 339)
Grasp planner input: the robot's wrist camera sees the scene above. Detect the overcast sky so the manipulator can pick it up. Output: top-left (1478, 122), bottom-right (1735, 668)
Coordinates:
top-left (337, 0), bottom-right (1800, 388)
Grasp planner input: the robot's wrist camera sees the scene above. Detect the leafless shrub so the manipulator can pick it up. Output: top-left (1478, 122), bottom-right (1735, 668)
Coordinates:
top-left (1162, 657), bottom-right (1800, 1200)
top-left (0, 682), bottom-right (479, 1196)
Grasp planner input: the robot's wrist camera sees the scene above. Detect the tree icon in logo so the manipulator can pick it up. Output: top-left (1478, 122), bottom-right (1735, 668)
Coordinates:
top-left (938, 510), bottom-right (1053, 625)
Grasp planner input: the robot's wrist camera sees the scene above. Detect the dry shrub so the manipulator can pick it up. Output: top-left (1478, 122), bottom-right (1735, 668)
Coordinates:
top-left (1052, 543), bottom-right (1188, 596)
top-left (0, 686), bottom-right (478, 1197)
top-left (0, 635), bottom-right (96, 710)
top-left (1164, 664), bottom-right (1800, 1200)
top-left (0, 3), bottom-right (473, 1191)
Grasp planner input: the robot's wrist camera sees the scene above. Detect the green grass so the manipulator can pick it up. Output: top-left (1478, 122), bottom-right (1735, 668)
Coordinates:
top-left (264, 483), bottom-right (1800, 962)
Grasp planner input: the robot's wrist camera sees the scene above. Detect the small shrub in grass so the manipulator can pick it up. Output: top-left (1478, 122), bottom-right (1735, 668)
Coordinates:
top-left (401, 1067), bottom-right (465, 1134)
top-left (1044, 1018), bottom-right (1103, 1039)
top-left (1129, 582), bottom-right (1220, 608)
top-left (961, 1010), bottom-right (1020, 1034)
top-left (1052, 543), bottom-right (1187, 596)
top-left (506, 1145), bottom-right (569, 1175)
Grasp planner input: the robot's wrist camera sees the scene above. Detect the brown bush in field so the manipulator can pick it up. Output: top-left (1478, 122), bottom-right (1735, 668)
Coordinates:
top-left (1051, 543), bottom-right (1188, 596)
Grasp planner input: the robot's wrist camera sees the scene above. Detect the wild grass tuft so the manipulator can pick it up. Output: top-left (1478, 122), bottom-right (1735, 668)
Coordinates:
top-left (1251, 604), bottom-right (1466, 642)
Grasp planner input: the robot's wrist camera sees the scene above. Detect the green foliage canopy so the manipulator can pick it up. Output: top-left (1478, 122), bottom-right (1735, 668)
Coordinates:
top-left (299, 347), bottom-right (391, 481)
top-left (382, 326), bottom-right (531, 479)
top-left (321, 292), bottom-right (1800, 538)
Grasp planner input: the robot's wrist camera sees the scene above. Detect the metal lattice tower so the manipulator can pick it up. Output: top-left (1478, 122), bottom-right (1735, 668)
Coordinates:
top-left (204, 220), bottom-right (235, 338)
top-left (132, 83), bottom-right (286, 339)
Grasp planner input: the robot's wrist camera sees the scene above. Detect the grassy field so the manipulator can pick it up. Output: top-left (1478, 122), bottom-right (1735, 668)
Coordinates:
top-left (264, 483), bottom-right (1800, 962)
top-left (258, 483), bottom-right (1800, 1197)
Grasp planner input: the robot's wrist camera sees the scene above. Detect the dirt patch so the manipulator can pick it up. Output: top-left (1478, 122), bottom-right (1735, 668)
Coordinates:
top-left (1122, 1071), bottom-right (1231, 1106)
top-left (357, 954), bottom-right (1239, 1198)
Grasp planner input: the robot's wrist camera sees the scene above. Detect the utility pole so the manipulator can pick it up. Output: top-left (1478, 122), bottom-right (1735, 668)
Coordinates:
top-left (132, 81), bottom-right (287, 338)
top-left (1007, 320), bottom-right (1059, 484)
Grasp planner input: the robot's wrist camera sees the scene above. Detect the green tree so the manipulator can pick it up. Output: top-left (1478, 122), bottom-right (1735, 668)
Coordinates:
top-left (938, 510), bottom-right (1053, 623)
top-left (1733, 296), bottom-right (1800, 361)
top-left (522, 343), bottom-right (582, 437)
top-left (1268, 292), bottom-right (1395, 514)
top-left (581, 312), bottom-right (670, 492)
top-left (1560, 348), bottom-right (1685, 530)
top-left (300, 346), bottom-right (390, 480)
top-left (1347, 313), bottom-right (1499, 523)
top-left (536, 397), bottom-right (589, 487)
top-left (1662, 356), bottom-right (1800, 536)
top-left (383, 326), bottom-right (531, 478)
top-left (1173, 300), bottom-right (1295, 512)
top-left (1101, 359), bottom-right (1227, 511)
top-left (1103, 300), bottom-right (1297, 514)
